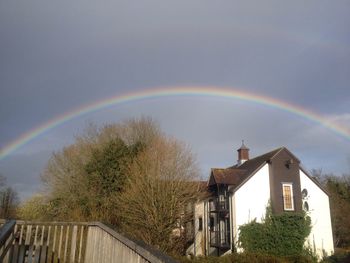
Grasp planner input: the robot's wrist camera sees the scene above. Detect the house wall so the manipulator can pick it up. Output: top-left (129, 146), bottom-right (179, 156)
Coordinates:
top-left (268, 149), bottom-right (302, 213)
top-left (299, 170), bottom-right (334, 258)
top-left (186, 200), bottom-right (206, 256)
top-left (233, 164), bottom-right (270, 248)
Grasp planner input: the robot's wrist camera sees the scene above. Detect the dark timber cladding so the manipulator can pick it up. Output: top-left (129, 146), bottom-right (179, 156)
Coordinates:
top-left (268, 148), bottom-right (302, 213)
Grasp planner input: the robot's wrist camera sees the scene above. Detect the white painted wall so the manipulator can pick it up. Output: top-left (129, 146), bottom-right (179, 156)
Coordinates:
top-left (186, 200), bottom-right (206, 256)
top-left (300, 170), bottom-right (334, 258)
top-left (232, 164), bottom-right (270, 248)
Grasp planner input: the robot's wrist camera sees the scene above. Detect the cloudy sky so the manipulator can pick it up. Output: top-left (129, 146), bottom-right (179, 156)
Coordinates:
top-left (1, 0), bottom-right (349, 200)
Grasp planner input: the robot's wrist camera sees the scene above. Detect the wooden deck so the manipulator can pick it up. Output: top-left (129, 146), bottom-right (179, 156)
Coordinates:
top-left (0, 220), bottom-right (177, 263)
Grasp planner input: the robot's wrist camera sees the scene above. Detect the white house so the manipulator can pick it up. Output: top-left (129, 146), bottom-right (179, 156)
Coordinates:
top-left (186, 143), bottom-right (334, 258)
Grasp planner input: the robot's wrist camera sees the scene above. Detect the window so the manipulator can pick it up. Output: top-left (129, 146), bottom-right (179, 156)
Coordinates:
top-left (282, 183), bottom-right (294, 211)
top-left (198, 217), bottom-right (203, 231)
top-left (209, 216), bottom-right (214, 231)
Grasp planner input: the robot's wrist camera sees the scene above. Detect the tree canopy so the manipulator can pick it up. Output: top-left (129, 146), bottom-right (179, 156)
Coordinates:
top-left (311, 170), bottom-right (350, 248)
top-left (20, 117), bottom-right (202, 255)
top-left (0, 174), bottom-right (19, 219)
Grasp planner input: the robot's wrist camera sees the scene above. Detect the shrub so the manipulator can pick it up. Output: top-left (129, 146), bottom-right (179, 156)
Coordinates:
top-left (238, 207), bottom-right (311, 257)
top-left (177, 252), bottom-right (316, 263)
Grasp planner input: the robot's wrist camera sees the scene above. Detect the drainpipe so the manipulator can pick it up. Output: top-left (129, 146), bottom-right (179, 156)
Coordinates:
top-left (229, 193), bottom-right (233, 252)
top-left (193, 204), bottom-right (196, 256)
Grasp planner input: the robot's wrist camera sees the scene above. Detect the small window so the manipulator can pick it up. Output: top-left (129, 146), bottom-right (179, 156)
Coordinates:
top-left (282, 183), bottom-right (294, 211)
top-left (198, 217), bottom-right (203, 231)
top-left (303, 201), bottom-right (309, 212)
top-left (209, 216), bottom-right (214, 231)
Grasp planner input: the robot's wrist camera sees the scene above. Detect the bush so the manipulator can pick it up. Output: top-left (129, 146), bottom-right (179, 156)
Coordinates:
top-left (321, 249), bottom-right (350, 263)
top-left (177, 252), bottom-right (316, 263)
top-left (238, 208), bottom-right (311, 257)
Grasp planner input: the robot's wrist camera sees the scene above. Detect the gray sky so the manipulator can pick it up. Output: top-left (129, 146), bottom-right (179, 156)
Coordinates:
top-left (0, 0), bottom-right (349, 200)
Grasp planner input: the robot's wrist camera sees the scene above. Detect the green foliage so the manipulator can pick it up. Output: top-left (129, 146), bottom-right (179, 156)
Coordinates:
top-left (18, 194), bottom-right (49, 220)
top-left (36, 118), bottom-right (159, 222)
top-left (312, 170), bottom-right (350, 248)
top-left (324, 176), bottom-right (350, 248)
top-left (85, 138), bottom-right (142, 195)
top-left (23, 117), bottom-right (201, 256)
top-left (238, 207), bottom-right (311, 257)
top-left (321, 248), bottom-right (350, 263)
top-left (177, 252), bottom-right (316, 263)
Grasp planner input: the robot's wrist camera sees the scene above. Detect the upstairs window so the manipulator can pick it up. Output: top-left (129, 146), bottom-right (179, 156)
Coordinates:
top-left (282, 183), bottom-right (294, 211)
top-left (198, 217), bottom-right (203, 231)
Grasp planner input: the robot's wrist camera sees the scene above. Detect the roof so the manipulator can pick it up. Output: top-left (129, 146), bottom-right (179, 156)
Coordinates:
top-left (238, 141), bottom-right (249, 150)
top-left (206, 146), bottom-right (329, 196)
top-left (210, 168), bottom-right (247, 185)
top-left (208, 147), bottom-right (283, 188)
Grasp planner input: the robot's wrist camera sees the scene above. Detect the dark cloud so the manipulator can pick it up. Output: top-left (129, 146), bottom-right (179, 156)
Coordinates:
top-left (0, 0), bottom-right (349, 199)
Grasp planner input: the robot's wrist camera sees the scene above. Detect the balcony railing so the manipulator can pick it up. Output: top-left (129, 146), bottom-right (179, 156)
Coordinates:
top-left (0, 220), bottom-right (177, 263)
top-left (209, 200), bottom-right (229, 213)
top-left (209, 230), bottom-right (230, 249)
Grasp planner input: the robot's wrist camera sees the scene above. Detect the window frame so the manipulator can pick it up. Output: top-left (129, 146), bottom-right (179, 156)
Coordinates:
top-left (282, 183), bottom-right (294, 211)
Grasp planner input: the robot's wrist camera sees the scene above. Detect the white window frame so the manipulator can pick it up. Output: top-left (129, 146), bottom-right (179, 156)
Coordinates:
top-left (282, 183), bottom-right (294, 211)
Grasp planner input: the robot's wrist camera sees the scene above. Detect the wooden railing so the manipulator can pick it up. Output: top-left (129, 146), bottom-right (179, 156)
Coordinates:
top-left (0, 220), bottom-right (177, 263)
top-left (209, 230), bottom-right (230, 249)
top-left (0, 220), bottom-right (16, 262)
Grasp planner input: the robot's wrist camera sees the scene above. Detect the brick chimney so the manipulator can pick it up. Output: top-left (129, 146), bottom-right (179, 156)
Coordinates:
top-left (237, 141), bottom-right (249, 165)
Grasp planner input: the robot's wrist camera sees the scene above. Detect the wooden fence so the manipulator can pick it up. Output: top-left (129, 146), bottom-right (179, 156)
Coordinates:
top-left (0, 220), bottom-right (177, 263)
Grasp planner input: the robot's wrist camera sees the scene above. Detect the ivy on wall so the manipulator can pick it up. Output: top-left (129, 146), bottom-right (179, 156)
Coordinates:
top-left (238, 207), bottom-right (311, 257)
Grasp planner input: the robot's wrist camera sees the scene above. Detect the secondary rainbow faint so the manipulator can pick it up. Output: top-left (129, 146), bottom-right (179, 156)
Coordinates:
top-left (1, 86), bottom-right (349, 161)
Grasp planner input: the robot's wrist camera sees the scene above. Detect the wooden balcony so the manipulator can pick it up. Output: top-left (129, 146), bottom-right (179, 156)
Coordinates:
top-left (0, 220), bottom-right (177, 263)
top-left (209, 200), bottom-right (229, 215)
top-left (209, 230), bottom-right (230, 249)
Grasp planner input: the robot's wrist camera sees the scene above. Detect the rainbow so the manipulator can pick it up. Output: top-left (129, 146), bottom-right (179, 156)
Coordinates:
top-left (1, 86), bottom-right (349, 161)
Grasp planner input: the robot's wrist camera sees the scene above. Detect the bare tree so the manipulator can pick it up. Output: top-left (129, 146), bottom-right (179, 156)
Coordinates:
top-left (311, 169), bottom-right (350, 248)
top-left (39, 117), bottom-right (163, 222)
top-left (28, 117), bottom-right (202, 255)
top-left (0, 175), bottom-right (19, 218)
top-left (118, 136), bottom-right (202, 255)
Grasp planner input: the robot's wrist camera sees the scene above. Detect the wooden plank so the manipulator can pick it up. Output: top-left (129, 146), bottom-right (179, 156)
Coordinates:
top-left (92, 227), bottom-right (97, 263)
top-left (41, 226), bottom-right (45, 246)
top-left (28, 225), bottom-right (35, 263)
top-left (34, 225), bottom-right (39, 246)
top-left (2, 231), bottom-right (14, 263)
top-left (63, 225), bottom-right (69, 262)
top-left (78, 226), bottom-right (84, 263)
top-left (17, 244), bottom-right (26, 263)
top-left (47, 226), bottom-right (51, 247)
top-left (19, 225), bottom-right (24, 246)
top-left (11, 243), bottom-right (19, 263)
top-left (25, 225), bottom-right (32, 245)
top-left (32, 225), bottom-right (42, 263)
top-left (83, 228), bottom-right (90, 263)
top-left (41, 226), bottom-right (50, 263)
top-left (58, 225), bottom-right (63, 261)
top-left (34, 246), bottom-right (41, 263)
top-left (13, 224), bottom-right (18, 245)
top-left (70, 225), bottom-right (77, 262)
top-left (40, 246), bottom-right (48, 263)
top-left (51, 225), bottom-right (57, 263)
top-left (34, 226), bottom-right (44, 263)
